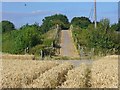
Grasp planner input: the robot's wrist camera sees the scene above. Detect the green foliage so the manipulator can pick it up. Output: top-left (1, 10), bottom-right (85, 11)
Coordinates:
top-left (40, 14), bottom-right (69, 33)
top-left (71, 17), bottom-right (91, 29)
top-left (20, 25), bottom-right (42, 48)
top-left (41, 29), bottom-right (57, 46)
top-left (111, 23), bottom-right (120, 32)
top-left (29, 45), bottom-right (46, 55)
top-left (43, 39), bottom-right (53, 46)
top-left (2, 14), bottom-right (65, 55)
top-left (72, 18), bottom-right (120, 55)
top-left (1, 20), bottom-right (15, 33)
top-left (2, 14), bottom-right (120, 57)
top-left (2, 24), bottom-right (42, 54)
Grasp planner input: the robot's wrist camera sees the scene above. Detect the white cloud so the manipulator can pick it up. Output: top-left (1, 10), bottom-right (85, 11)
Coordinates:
top-left (31, 10), bottom-right (59, 14)
top-left (1, 10), bottom-right (60, 28)
top-left (2, 10), bottom-right (60, 17)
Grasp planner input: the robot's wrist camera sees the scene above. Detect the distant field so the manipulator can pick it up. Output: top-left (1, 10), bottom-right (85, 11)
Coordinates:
top-left (2, 54), bottom-right (35, 60)
top-left (1, 55), bottom-right (118, 88)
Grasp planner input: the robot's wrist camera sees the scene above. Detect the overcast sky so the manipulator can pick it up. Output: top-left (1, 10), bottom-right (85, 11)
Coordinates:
top-left (1, 2), bottom-right (118, 28)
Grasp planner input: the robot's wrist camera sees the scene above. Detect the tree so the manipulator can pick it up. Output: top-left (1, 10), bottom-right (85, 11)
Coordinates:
top-left (99, 18), bottom-right (110, 33)
top-left (2, 24), bottom-right (42, 54)
top-left (1, 20), bottom-right (15, 33)
top-left (110, 22), bottom-right (120, 32)
top-left (116, 23), bottom-right (120, 31)
top-left (72, 18), bottom-right (120, 55)
top-left (40, 14), bottom-right (69, 33)
top-left (71, 17), bottom-right (91, 29)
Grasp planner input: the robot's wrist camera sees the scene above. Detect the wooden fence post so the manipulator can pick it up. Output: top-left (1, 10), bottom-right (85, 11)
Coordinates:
top-left (40, 50), bottom-right (44, 60)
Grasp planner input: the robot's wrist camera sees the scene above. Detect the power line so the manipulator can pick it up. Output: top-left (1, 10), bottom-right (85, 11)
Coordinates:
top-left (89, 4), bottom-right (94, 21)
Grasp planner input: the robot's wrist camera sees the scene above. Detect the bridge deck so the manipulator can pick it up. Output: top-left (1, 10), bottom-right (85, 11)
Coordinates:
top-left (60, 30), bottom-right (79, 58)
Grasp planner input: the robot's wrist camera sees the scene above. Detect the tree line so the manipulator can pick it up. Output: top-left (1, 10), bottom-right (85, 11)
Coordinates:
top-left (1, 14), bottom-right (69, 55)
top-left (71, 17), bottom-right (120, 55)
top-left (1, 14), bottom-right (120, 56)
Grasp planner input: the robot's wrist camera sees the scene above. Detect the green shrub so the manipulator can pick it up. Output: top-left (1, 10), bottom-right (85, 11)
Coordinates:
top-left (72, 18), bottom-right (120, 55)
top-left (2, 25), bottom-right (42, 54)
top-left (29, 45), bottom-right (46, 55)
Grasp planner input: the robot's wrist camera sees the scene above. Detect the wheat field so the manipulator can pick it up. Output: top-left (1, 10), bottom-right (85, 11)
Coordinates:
top-left (1, 55), bottom-right (118, 88)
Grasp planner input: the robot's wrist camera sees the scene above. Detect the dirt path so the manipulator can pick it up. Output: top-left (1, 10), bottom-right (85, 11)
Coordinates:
top-left (60, 30), bottom-right (79, 58)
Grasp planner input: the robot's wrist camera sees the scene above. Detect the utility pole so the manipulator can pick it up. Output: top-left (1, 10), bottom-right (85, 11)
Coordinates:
top-left (94, 0), bottom-right (97, 29)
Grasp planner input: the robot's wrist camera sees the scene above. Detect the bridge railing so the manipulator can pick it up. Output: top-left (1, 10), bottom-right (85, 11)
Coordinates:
top-left (40, 25), bottom-right (61, 60)
top-left (78, 45), bottom-right (94, 60)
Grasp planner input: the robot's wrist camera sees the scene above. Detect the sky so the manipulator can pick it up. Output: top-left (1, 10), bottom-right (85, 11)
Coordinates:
top-left (1, 0), bottom-right (119, 2)
top-left (1, 2), bottom-right (118, 28)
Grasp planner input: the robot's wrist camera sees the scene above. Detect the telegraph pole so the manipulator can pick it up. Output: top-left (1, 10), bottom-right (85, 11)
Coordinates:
top-left (94, 0), bottom-right (97, 29)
